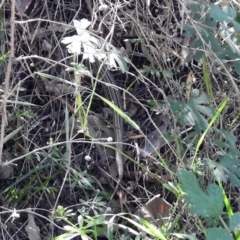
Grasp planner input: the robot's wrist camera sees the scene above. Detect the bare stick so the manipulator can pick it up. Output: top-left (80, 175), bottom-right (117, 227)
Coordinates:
top-left (0, 0), bottom-right (16, 163)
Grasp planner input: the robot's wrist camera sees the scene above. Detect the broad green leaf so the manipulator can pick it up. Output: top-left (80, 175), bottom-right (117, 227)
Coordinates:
top-left (205, 13), bottom-right (217, 27)
top-left (168, 99), bottom-right (194, 126)
top-left (235, 12), bottom-right (240, 23)
top-left (168, 91), bottom-right (214, 133)
top-left (192, 31), bottom-right (223, 61)
top-left (214, 128), bottom-right (240, 155)
top-left (213, 139), bottom-right (231, 149)
top-left (233, 21), bottom-right (240, 32)
top-left (179, 169), bottom-right (224, 217)
top-left (188, 105), bottom-right (208, 132)
top-left (183, 25), bottom-right (196, 37)
top-left (204, 158), bottom-right (228, 184)
top-left (210, 4), bottom-right (240, 32)
top-left (222, 35), bottom-right (240, 59)
top-left (188, 1), bottom-right (209, 22)
top-left (229, 212), bottom-right (240, 231)
top-left (206, 227), bottom-right (234, 240)
top-left (190, 91), bottom-right (212, 109)
top-left (205, 32), bottom-right (222, 53)
top-left (210, 4), bottom-right (233, 23)
top-left (233, 61), bottom-right (240, 75)
top-left (227, 173), bottom-right (240, 187)
top-left (223, 6), bottom-right (236, 18)
top-left (205, 154), bottom-right (240, 187)
top-left (191, 39), bottom-right (205, 61)
top-left (220, 154), bottom-right (238, 169)
top-left (193, 93), bottom-right (229, 197)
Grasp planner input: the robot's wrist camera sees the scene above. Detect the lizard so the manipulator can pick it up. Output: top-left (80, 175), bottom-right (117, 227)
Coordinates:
top-left (95, 60), bottom-right (124, 201)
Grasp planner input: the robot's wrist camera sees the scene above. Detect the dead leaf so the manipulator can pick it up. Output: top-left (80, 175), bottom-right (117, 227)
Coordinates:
top-left (171, 49), bottom-right (184, 62)
top-left (42, 40), bottom-right (52, 51)
top-left (0, 162), bottom-right (13, 179)
top-left (180, 36), bottom-right (195, 66)
top-left (25, 211), bottom-right (41, 240)
top-left (15, 0), bottom-right (33, 13)
top-left (136, 194), bottom-right (171, 227)
top-left (139, 123), bottom-right (168, 158)
top-left (126, 132), bottom-right (144, 139)
top-left (127, 101), bottom-right (138, 117)
top-left (87, 115), bottom-right (114, 140)
top-left (28, 23), bottom-right (73, 40)
top-left (41, 77), bottom-right (76, 95)
top-left (48, 23), bottom-right (73, 33)
top-left (186, 71), bottom-right (196, 101)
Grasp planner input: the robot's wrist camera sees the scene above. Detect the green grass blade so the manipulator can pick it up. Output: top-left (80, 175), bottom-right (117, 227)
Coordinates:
top-left (122, 216), bottom-right (168, 240)
top-left (3, 125), bottom-right (23, 144)
top-left (98, 94), bottom-right (140, 131)
top-left (202, 55), bottom-right (214, 101)
top-left (194, 97), bottom-right (229, 158)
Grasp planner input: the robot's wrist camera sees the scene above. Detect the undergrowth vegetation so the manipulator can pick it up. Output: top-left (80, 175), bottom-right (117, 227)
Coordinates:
top-left (1, 0), bottom-right (240, 239)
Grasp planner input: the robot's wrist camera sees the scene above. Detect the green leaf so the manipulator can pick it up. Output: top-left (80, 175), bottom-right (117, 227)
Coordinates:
top-left (205, 153), bottom-right (240, 187)
top-left (162, 69), bottom-right (173, 78)
top-left (188, 1), bottom-right (209, 22)
top-left (227, 173), bottom-right (240, 187)
top-left (205, 32), bottom-right (222, 53)
top-left (235, 12), bottom-right (240, 23)
top-left (179, 169), bottom-right (224, 217)
top-left (192, 31), bottom-right (223, 61)
top-left (202, 55), bottom-right (214, 101)
top-left (233, 61), bottom-right (240, 75)
top-left (210, 5), bottom-right (233, 23)
top-left (168, 91), bottom-right (214, 133)
top-left (3, 125), bottom-right (23, 144)
top-left (220, 154), bottom-right (238, 169)
top-left (210, 5), bottom-right (240, 32)
top-left (205, 13), bottom-right (217, 27)
top-left (214, 128), bottom-right (240, 155)
top-left (0, 100), bottom-right (36, 106)
top-left (223, 6), bottom-right (236, 18)
top-left (98, 94), bottom-right (140, 131)
top-left (156, 70), bottom-right (161, 78)
top-left (206, 227), bottom-right (234, 240)
top-left (183, 25), bottom-right (196, 37)
top-left (221, 154), bottom-right (240, 187)
top-left (229, 212), bottom-right (240, 231)
top-left (204, 158), bottom-right (228, 184)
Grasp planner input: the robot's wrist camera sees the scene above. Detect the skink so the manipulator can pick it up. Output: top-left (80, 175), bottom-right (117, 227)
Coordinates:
top-left (95, 61), bottom-right (123, 200)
